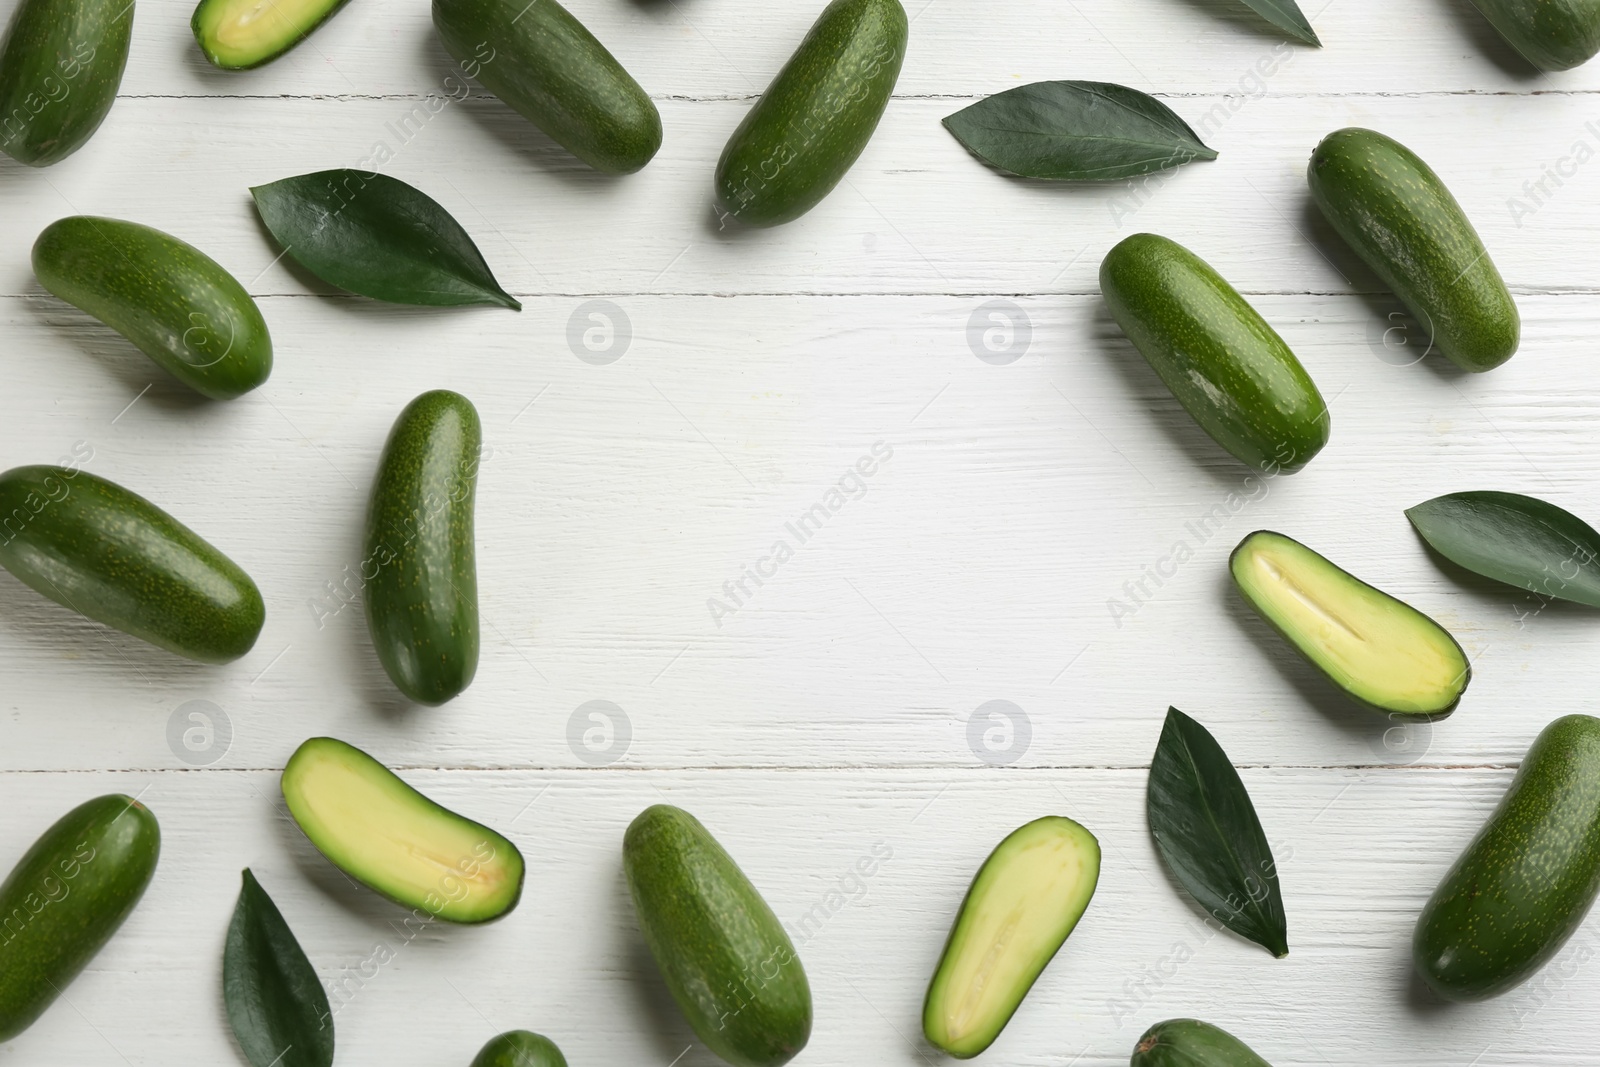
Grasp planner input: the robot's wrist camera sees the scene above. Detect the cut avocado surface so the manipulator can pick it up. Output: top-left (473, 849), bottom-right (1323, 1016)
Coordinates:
top-left (923, 816), bottom-right (1100, 1058)
top-left (1230, 530), bottom-right (1470, 720)
top-left (281, 737), bottom-right (524, 922)
top-left (192, 0), bottom-right (354, 69)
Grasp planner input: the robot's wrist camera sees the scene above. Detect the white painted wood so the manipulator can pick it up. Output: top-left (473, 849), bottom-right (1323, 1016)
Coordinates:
top-left (0, 766), bottom-right (1589, 1066)
top-left (2, 0), bottom-right (1599, 1062)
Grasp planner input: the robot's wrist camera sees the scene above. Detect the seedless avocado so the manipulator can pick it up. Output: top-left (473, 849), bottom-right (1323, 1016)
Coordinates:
top-left (624, 805), bottom-right (811, 1067)
top-left (1415, 715), bottom-right (1600, 1000)
top-left (1309, 128), bottom-right (1518, 373)
top-left (282, 737), bottom-right (525, 923)
top-left (432, 0), bottom-right (659, 174)
top-left (1230, 530), bottom-right (1470, 720)
top-left (33, 216), bottom-right (273, 400)
top-left (471, 1030), bottom-right (567, 1067)
top-left (0, 465), bottom-right (264, 663)
top-left (1468, 0), bottom-right (1600, 70)
top-left (1100, 233), bottom-right (1330, 473)
top-left (1131, 1019), bottom-right (1273, 1066)
top-left (364, 390), bottom-right (481, 705)
top-left (192, 0), bottom-right (355, 69)
top-left (0, 795), bottom-right (160, 1041)
top-left (924, 816), bottom-right (1100, 1059)
top-left (715, 0), bottom-right (907, 227)
top-left (0, 0), bottom-right (132, 166)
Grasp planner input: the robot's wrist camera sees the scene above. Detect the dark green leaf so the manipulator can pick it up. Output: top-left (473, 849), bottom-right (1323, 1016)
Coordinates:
top-left (1407, 491), bottom-right (1600, 608)
top-left (942, 81), bottom-right (1217, 181)
top-left (224, 869), bottom-right (334, 1067)
top-left (1237, 0), bottom-right (1321, 45)
top-left (251, 170), bottom-right (520, 310)
top-left (1147, 708), bottom-right (1288, 957)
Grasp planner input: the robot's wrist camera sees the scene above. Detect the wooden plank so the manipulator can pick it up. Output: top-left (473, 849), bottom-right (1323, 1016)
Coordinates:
top-left (0, 292), bottom-right (1594, 772)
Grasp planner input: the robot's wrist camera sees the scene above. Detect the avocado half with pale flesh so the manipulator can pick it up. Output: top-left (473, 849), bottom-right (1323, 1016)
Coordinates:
top-left (1230, 530), bottom-right (1470, 720)
top-left (192, 0), bottom-right (354, 69)
top-left (281, 737), bottom-right (524, 922)
top-left (923, 816), bottom-right (1100, 1058)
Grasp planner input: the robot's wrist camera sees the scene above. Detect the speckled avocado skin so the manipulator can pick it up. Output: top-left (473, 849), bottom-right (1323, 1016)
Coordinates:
top-left (0, 0), bottom-right (132, 166)
top-left (364, 390), bottom-right (481, 706)
top-left (1309, 128), bottom-right (1519, 373)
top-left (33, 216), bottom-right (273, 400)
top-left (1100, 233), bottom-right (1330, 474)
top-left (1470, 0), bottom-right (1600, 70)
top-left (1414, 714), bottom-right (1600, 1000)
top-left (624, 805), bottom-right (812, 1067)
top-left (433, 0), bottom-right (659, 174)
top-left (0, 795), bottom-right (160, 1042)
top-left (715, 0), bottom-right (907, 228)
top-left (1130, 1018), bottom-right (1274, 1066)
top-left (470, 1030), bottom-right (568, 1067)
top-left (0, 465), bottom-right (264, 663)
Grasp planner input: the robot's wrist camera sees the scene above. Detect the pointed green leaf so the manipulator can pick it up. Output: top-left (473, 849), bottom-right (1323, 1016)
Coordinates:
top-left (224, 869), bottom-right (334, 1067)
top-left (1147, 708), bottom-right (1288, 957)
top-left (1407, 491), bottom-right (1600, 608)
top-left (1237, 0), bottom-right (1321, 45)
top-left (251, 170), bottom-right (520, 310)
top-left (942, 81), bottom-right (1217, 181)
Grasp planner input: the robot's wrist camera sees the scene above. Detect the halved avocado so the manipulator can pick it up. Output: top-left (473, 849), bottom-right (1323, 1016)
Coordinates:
top-left (1230, 530), bottom-right (1470, 720)
top-left (923, 816), bottom-right (1100, 1059)
top-left (281, 737), bottom-right (524, 922)
top-left (191, 0), bottom-right (354, 69)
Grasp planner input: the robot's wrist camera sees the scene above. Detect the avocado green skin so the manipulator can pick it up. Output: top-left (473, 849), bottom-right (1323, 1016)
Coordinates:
top-left (624, 805), bottom-right (812, 1067)
top-left (1100, 233), bottom-right (1329, 474)
top-left (0, 466), bottom-right (264, 663)
top-left (0, 795), bottom-right (160, 1041)
top-left (33, 217), bottom-right (273, 400)
top-left (433, 0), bottom-right (659, 174)
top-left (0, 0), bottom-right (132, 166)
top-left (1469, 0), bottom-right (1600, 70)
top-left (364, 391), bottom-right (481, 705)
top-left (1309, 128), bottom-right (1519, 373)
top-left (715, 0), bottom-right (907, 228)
top-left (1415, 714), bottom-right (1600, 1000)
top-left (1131, 1019), bottom-right (1273, 1066)
top-left (471, 1030), bottom-right (568, 1067)
top-left (191, 0), bottom-right (356, 70)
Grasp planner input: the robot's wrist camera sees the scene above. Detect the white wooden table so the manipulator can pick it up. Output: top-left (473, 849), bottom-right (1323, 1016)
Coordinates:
top-left (2, 0), bottom-right (1598, 1062)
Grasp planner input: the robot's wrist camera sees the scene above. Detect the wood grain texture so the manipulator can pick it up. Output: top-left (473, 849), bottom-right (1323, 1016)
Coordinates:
top-left (0, 767), bottom-right (1590, 1067)
top-left (2, 0), bottom-right (1599, 1063)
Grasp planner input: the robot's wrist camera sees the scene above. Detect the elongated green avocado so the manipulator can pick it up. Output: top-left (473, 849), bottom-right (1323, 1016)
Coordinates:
top-left (924, 816), bottom-right (1100, 1059)
top-left (1468, 0), bottom-right (1600, 70)
top-left (1309, 128), bottom-right (1518, 373)
top-left (715, 0), bottom-right (907, 227)
top-left (1230, 530), bottom-right (1470, 720)
top-left (33, 216), bottom-right (273, 400)
top-left (624, 805), bottom-right (811, 1067)
top-left (432, 0), bottom-right (659, 174)
top-left (1131, 1019), bottom-right (1273, 1066)
top-left (364, 390), bottom-right (481, 705)
top-left (282, 737), bottom-right (525, 923)
top-left (1100, 233), bottom-right (1329, 473)
top-left (1415, 714), bottom-right (1600, 1000)
top-left (0, 465), bottom-right (264, 663)
top-left (471, 1030), bottom-right (567, 1067)
top-left (192, 0), bottom-right (355, 69)
top-left (0, 795), bottom-right (160, 1041)
top-left (0, 0), bottom-right (132, 165)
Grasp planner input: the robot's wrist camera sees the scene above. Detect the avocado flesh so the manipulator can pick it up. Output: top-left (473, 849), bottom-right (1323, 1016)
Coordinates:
top-left (193, 0), bottom-right (353, 69)
top-left (923, 817), bottom-right (1101, 1058)
top-left (281, 737), bottom-right (524, 923)
top-left (1231, 530), bottom-right (1470, 719)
